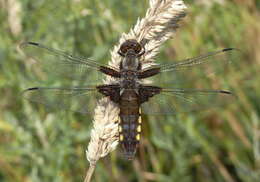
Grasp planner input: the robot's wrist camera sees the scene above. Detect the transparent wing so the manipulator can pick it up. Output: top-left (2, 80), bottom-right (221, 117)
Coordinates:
top-left (20, 42), bottom-right (118, 85)
top-left (141, 87), bottom-right (236, 115)
top-left (142, 48), bottom-right (240, 86)
top-left (160, 48), bottom-right (236, 72)
top-left (22, 86), bottom-right (105, 114)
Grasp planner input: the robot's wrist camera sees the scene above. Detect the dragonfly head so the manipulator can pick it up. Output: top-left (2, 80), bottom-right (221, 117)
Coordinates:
top-left (119, 39), bottom-right (142, 56)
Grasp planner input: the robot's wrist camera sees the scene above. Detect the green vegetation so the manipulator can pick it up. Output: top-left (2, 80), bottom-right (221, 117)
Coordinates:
top-left (0, 0), bottom-right (259, 181)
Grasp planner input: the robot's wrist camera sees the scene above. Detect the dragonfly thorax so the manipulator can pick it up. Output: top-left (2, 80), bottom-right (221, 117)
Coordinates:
top-left (120, 70), bottom-right (139, 89)
top-left (121, 53), bottom-right (139, 70)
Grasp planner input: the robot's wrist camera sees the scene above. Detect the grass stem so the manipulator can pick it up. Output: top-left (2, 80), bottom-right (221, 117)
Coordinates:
top-left (84, 164), bottom-right (96, 182)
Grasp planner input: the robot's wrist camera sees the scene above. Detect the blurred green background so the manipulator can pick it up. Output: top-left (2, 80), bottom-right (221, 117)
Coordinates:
top-left (0, 0), bottom-right (259, 181)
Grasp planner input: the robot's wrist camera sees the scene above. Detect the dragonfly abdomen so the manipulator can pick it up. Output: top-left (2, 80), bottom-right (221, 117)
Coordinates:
top-left (119, 90), bottom-right (141, 160)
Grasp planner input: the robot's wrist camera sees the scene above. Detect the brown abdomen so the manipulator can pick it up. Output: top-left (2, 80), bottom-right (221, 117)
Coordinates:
top-left (119, 89), bottom-right (141, 160)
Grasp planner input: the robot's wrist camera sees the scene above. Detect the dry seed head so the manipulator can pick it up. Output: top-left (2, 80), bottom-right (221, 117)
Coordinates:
top-left (86, 0), bottom-right (187, 165)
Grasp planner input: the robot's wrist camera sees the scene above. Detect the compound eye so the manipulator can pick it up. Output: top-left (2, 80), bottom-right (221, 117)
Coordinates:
top-left (119, 39), bottom-right (142, 55)
top-left (120, 44), bottom-right (128, 54)
top-left (133, 43), bottom-right (142, 53)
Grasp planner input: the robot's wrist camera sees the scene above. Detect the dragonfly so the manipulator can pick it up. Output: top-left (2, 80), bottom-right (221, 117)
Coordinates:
top-left (21, 39), bottom-right (237, 160)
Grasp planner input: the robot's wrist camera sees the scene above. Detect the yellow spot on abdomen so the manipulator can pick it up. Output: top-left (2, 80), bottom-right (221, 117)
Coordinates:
top-left (138, 115), bottom-right (142, 124)
top-left (119, 126), bottom-right (122, 132)
top-left (136, 134), bottom-right (140, 141)
top-left (119, 135), bottom-right (124, 141)
top-left (137, 125), bottom-right (141, 132)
